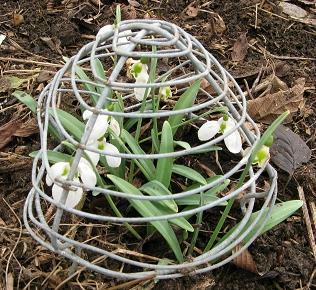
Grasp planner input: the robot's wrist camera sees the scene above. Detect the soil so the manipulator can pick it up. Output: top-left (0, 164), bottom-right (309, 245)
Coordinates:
top-left (0, 0), bottom-right (315, 289)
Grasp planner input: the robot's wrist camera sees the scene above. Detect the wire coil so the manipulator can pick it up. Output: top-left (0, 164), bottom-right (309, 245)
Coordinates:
top-left (24, 19), bottom-right (278, 280)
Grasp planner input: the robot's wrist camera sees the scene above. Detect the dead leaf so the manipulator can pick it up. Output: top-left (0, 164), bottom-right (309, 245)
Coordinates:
top-left (247, 78), bottom-right (305, 124)
top-left (14, 118), bottom-right (38, 137)
top-left (184, 3), bottom-right (199, 18)
top-left (0, 120), bottom-right (20, 150)
top-left (231, 32), bottom-right (248, 62)
top-left (121, 4), bottom-right (137, 20)
top-left (127, 0), bottom-right (141, 7)
top-left (12, 12), bottom-right (24, 27)
top-left (0, 76), bottom-right (29, 92)
top-left (279, 2), bottom-right (308, 19)
top-left (270, 76), bottom-right (288, 93)
top-left (270, 125), bottom-right (311, 175)
top-left (0, 118), bottom-right (38, 150)
top-left (233, 244), bottom-right (258, 273)
top-left (205, 12), bottom-right (226, 36)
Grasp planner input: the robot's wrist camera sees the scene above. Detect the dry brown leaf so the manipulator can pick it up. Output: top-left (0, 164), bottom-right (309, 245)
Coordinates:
top-left (206, 12), bottom-right (226, 36)
top-left (233, 244), bottom-right (258, 274)
top-left (270, 125), bottom-right (311, 174)
top-left (184, 3), bottom-right (199, 18)
top-left (12, 12), bottom-right (24, 27)
top-left (231, 32), bottom-right (248, 62)
top-left (247, 78), bottom-right (305, 124)
top-left (0, 120), bottom-right (21, 150)
top-left (0, 118), bottom-right (38, 150)
top-left (14, 118), bottom-right (38, 137)
top-left (121, 4), bottom-right (137, 20)
top-left (279, 2), bottom-right (308, 19)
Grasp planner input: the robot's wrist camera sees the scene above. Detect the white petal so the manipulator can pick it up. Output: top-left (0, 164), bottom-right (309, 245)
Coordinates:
top-left (104, 142), bottom-right (121, 168)
top-left (52, 183), bottom-right (83, 209)
top-left (134, 73), bottom-right (149, 101)
top-left (85, 113), bottom-right (109, 141)
top-left (109, 117), bottom-right (121, 136)
top-left (223, 118), bottom-right (242, 153)
top-left (224, 131), bottom-right (242, 153)
top-left (85, 148), bottom-right (100, 167)
top-left (198, 121), bottom-right (220, 141)
top-left (82, 110), bottom-right (93, 120)
top-left (78, 158), bottom-right (97, 188)
top-left (46, 162), bottom-right (70, 186)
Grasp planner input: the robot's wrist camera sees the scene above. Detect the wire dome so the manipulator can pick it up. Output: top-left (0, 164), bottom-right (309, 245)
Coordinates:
top-left (24, 19), bottom-right (278, 280)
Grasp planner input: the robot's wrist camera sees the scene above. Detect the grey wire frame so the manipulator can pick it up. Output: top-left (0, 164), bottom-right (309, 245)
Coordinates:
top-left (24, 19), bottom-right (278, 280)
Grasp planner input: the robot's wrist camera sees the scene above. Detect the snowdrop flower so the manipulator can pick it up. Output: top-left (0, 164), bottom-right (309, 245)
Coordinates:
top-left (127, 60), bottom-right (150, 101)
top-left (198, 115), bottom-right (242, 154)
top-left (46, 159), bottom-right (96, 209)
top-left (82, 110), bottom-right (121, 167)
top-left (159, 86), bottom-right (172, 101)
top-left (85, 137), bottom-right (122, 168)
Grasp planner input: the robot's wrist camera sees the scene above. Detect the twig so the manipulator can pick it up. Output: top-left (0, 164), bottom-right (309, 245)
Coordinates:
top-left (0, 57), bottom-right (64, 68)
top-left (297, 186), bottom-right (316, 259)
top-left (105, 274), bottom-right (156, 290)
top-left (248, 43), bottom-right (316, 61)
top-left (3, 198), bottom-right (23, 289)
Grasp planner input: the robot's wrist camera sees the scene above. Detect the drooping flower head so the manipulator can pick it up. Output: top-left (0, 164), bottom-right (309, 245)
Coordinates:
top-left (198, 115), bottom-right (242, 154)
top-left (46, 158), bottom-right (97, 209)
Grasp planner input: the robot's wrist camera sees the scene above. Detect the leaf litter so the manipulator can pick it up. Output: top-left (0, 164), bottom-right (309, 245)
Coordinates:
top-left (270, 125), bottom-right (311, 175)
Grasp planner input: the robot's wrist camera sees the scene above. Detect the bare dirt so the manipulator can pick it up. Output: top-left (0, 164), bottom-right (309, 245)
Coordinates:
top-left (0, 0), bottom-right (315, 289)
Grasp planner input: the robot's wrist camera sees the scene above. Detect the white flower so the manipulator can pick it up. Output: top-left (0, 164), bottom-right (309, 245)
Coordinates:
top-left (159, 86), bottom-right (172, 101)
top-left (46, 159), bottom-right (97, 209)
top-left (198, 117), bottom-right (242, 154)
top-left (85, 137), bottom-right (121, 168)
top-left (82, 110), bottom-right (121, 167)
top-left (83, 110), bottom-right (120, 141)
top-left (134, 70), bottom-right (150, 101)
top-left (83, 110), bottom-right (109, 142)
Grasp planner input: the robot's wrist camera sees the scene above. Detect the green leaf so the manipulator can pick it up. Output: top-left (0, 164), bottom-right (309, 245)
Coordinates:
top-left (120, 129), bottom-right (155, 180)
top-left (156, 121), bottom-right (174, 187)
top-left (29, 150), bottom-right (72, 163)
top-left (12, 90), bottom-right (37, 113)
top-left (156, 205), bottom-right (194, 232)
top-left (140, 180), bottom-right (178, 212)
top-left (49, 108), bottom-right (84, 141)
top-left (174, 141), bottom-right (191, 150)
top-left (168, 80), bottom-right (201, 135)
top-left (219, 200), bottom-right (303, 245)
top-left (76, 66), bottom-right (98, 104)
top-left (108, 175), bottom-right (184, 262)
top-left (172, 164), bottom-right (207, 185)
top-left (13, 91), bottom-right (61, 140)
top-left (176, 179), bottom-right (229, 206)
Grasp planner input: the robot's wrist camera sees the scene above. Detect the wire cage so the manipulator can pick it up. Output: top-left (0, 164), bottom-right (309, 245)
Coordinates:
top-left (24, 19), bottom-right (278, 280)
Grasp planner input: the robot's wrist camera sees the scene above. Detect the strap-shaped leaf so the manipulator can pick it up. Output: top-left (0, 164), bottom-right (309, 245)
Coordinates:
top-left (219, 200), bottom-right (303, 245)
top-left (140, 180), bottom-right (178, 212)
top-left (76, 65), bottom-right (98, 104)
top-left (49, 108), bottom-right (84, 141)
top-left (156, 121), bottom-right (174, 187)
top-left (108, 175), bottom-right (184, 262)
top-left (120, 129), bottom-right (155, 180)
top-left (29, 150), bottom-right (71, 163)
top-left (168, 80), bottom-right (200, 135)
top-left (172, 164), bottom-right (207, 185)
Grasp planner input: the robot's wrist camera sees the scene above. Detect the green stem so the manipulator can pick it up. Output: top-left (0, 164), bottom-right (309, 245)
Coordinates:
top-left (188, 191), bottom-right (204, 256)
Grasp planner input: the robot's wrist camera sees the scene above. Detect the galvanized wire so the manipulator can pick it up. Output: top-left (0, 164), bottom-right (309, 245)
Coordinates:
top-left (24, 19), bottom-right (278, 280)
